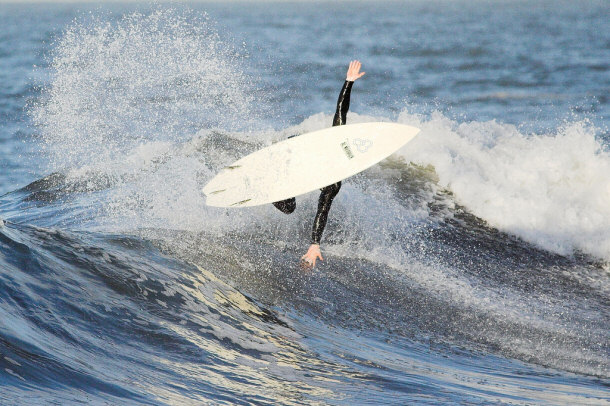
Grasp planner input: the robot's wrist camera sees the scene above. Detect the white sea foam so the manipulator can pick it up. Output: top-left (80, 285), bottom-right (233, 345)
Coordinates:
top-left (53, 108), bottom-right (610, 265)
top-left (32, 10), bottom-right (610, 264)
top-left (396, 111), bottom-right (610, 261)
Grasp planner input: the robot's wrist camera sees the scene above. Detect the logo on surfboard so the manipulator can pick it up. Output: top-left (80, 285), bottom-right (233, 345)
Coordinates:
top-left (340, 140), bottom-right (354, 159)
top-left (353, 138), bottom-right (372, 153)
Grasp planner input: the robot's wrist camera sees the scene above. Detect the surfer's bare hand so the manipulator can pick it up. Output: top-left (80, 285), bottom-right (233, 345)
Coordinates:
top-left (301, 244), bottom-right (323, 269)
top-left (346, 60), bottom-right (365, 81)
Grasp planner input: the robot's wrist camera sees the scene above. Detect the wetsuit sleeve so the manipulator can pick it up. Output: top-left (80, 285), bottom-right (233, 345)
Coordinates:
top-left (310, 80), bottom-right (354, 244)
top-left (332, 80), bottom-right (354, 127)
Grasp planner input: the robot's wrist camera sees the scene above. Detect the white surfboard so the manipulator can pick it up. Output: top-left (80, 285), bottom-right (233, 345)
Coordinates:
top-left (203, 122), bottom-right (420, 207)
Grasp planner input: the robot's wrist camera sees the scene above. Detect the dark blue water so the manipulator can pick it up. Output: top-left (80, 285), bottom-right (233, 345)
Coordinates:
top-left (1, 1), bottom-right (609, 404)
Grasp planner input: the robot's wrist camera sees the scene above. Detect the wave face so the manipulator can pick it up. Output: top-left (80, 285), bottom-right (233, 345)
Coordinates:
top-left (1, 3), bottom-right (609, 405)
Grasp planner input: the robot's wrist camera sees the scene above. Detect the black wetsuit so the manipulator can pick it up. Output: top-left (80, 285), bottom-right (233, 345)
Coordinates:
top-left (273, 80), bottom-right (354, 244)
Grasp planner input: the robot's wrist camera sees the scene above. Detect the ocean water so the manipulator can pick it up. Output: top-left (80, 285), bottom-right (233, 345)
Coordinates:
top-left (0, 1), bottom-right (609, 404)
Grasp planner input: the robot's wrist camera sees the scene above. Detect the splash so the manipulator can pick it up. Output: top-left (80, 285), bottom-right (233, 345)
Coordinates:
top-left (29, 8), bottom-right (610, 264)
top-left (32, 9), bottom-right (256, 172)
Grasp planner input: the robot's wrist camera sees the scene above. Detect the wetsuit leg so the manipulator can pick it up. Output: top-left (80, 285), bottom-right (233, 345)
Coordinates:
top-left (311, 181), bottom-right (341, 244)
top-left (273, 197), bottom-right (296, 214)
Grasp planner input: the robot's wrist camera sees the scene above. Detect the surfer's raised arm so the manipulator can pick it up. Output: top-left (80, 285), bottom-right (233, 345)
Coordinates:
top-left (332, 60), bottom-right (365, 126)
top-left (301, 61), bottom-right (365, 268)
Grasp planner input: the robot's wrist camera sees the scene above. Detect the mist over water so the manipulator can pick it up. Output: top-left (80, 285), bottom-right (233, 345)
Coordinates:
top-left (1, 2), bottom-right (609, 405)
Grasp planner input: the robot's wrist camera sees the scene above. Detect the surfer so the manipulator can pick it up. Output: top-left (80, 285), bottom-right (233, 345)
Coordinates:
top-left (273, 60), bottom-right (365, 268)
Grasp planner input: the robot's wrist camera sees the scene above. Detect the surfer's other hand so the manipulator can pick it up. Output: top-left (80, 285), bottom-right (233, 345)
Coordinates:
top-left (301, 244), bottom-right (323, 269)
top-left (346, 60), bottom-right (365, 81)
